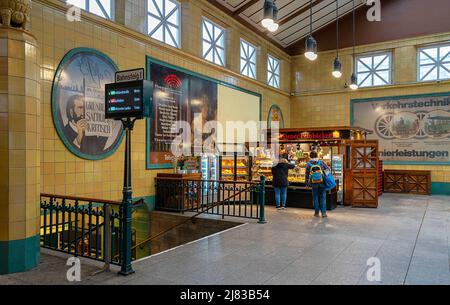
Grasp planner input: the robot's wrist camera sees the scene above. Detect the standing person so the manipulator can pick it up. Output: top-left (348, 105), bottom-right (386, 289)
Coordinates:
top-left (305, 151), bottom-right (330, 218)
top-left (271, 157), bottom-right (295, 210)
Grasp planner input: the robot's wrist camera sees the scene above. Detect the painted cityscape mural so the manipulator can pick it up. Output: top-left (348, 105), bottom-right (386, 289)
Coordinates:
top-left (352, 93), bottom-right (450, 164)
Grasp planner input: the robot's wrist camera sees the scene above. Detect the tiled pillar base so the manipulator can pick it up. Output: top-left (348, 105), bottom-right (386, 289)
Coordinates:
top-left (0, 28), bottom-right (41, 275)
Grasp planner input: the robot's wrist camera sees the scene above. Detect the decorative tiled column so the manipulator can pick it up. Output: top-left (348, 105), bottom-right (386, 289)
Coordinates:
top-left (0, 0), bottom-right (40, 274)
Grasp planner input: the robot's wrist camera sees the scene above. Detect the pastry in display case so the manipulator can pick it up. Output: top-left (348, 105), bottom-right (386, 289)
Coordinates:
top-left (221, 156), bottom-right (250, 181)
top-left (283, 144), bottom-right (308, 185)
top-left (221, 157), bottom-right (235, 181)
top-left (251, 148), bottom-right (274, 182)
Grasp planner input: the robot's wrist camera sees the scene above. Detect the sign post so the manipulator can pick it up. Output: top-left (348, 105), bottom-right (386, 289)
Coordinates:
top-left (105, 73), bottom-right (152, 275)
top-left (119, 117), bottom-right (136, 276)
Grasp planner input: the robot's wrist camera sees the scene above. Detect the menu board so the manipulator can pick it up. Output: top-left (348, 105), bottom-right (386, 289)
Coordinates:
top-left (148, 62), bottom-right (217, 166)
top-left (105, 80), bottom-right (152, 119)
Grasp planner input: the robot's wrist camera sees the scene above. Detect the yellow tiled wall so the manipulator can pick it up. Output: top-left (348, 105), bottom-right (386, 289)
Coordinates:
top-left (290, 33), bottom-right (450, 184)
top-left (0, 30), bottom-right (41, 241)
top-left (32, 0), bottom-right (291, 201)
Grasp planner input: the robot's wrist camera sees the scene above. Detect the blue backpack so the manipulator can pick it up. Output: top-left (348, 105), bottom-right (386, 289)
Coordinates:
top-left (308, 160), bottom-right (324, 184)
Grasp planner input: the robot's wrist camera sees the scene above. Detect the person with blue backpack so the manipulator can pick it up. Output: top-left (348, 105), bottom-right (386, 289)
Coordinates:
top-left (305, 150), bottom-right (332, 218)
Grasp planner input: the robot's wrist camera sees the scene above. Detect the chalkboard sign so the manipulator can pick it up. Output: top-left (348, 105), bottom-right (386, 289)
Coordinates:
top-left (105, 80), bottom-right (152, 119)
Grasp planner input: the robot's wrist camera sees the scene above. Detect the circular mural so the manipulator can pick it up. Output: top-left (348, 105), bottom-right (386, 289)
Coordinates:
top-left (52, 48), bottom-right (124, 160)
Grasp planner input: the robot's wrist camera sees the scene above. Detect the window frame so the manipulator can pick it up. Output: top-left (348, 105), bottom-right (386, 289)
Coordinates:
top-left (240, 39), bottom-right (257, 79)
top-left (267, 54), bottom-right (281, 89)
top-left (355, 51), bottom-right (393, 88)
top-left (66, 0), bottom-right (115, 20)
top-left (201, 17), bottom-right (226, 67)
top-left (146, 0), bottom-right (181, 49)
top-left (417, 43), bottom-right (450, 83)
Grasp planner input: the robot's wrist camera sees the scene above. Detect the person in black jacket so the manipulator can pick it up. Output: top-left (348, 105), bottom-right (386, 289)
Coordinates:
top-left (271, 157), bottom-right (295, 210)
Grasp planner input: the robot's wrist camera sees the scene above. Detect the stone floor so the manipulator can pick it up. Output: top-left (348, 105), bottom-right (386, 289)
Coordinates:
top-left (1, 193), bottom-right (449, 285)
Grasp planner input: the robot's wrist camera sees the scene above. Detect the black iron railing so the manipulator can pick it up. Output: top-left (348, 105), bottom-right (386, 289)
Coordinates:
top-left (40, 194), bottom-right (123, 266)
top-left (155, 177), bottom-right (266, 223)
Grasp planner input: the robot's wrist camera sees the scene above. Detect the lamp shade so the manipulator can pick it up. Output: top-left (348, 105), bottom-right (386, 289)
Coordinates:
top-left (350, 72), bottom-right (358, 90)
top-left (332, 57), bottom-right (342, 78)
top-left (268, 22), bottom-right (279, 32)
top-left (262, 0), bottom-right (274, 28)
top-left (305, 35), bottom-right (318, 61)
top-left (268, 3), bottom-right (279, 32)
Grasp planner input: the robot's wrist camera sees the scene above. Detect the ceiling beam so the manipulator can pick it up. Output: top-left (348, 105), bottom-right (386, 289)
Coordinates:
top-left (206, 0), bottom-right (287, 51)
top-left (278, 0), bottom-right (328, 26)
top-left (233, 0), bottom-right (260, 16)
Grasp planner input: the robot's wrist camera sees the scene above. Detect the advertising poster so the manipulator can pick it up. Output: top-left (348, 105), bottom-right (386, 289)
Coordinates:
top-left (148, 62), bottom-right (217, 166)
top-left (352, 93), bottom-right (450, 164)
top-left (52, 48), bottom-right (123, 159)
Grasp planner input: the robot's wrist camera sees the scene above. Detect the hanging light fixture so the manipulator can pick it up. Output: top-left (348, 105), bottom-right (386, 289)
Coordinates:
top-left (262, 0), bottom-right (274, 28)
top-left (305, 0), bottom-right (317, 61)
top-left (349, 0), bottom-right (358, 90)
top-left (267, 2), bottom-right (279, 32)
top-left (332, 0), bottom-right (342, 78)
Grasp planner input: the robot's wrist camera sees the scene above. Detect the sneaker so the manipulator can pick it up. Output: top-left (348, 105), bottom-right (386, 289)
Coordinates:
top-left (322, 213), bottom-right (328, 218)
top-left (314, 212), bottom-right (320, 217)
top-left (282, 207), bottom-right (286, 210)
top-left (276, 207), bottom-right (282, 211)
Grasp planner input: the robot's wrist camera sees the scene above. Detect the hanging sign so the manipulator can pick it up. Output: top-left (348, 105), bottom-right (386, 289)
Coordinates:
top-left (115, 68), bottom-right (145, 83)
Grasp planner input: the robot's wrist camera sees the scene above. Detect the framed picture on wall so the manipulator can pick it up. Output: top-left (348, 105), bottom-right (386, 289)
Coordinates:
top-left (51, 48), bottom-right (124, 160)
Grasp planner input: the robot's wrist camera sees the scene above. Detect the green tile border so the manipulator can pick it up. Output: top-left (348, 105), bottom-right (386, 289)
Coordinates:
top-left (0, 234), bottom-right (40, 275)
top-left (431, 182), bottom-right (450, 195)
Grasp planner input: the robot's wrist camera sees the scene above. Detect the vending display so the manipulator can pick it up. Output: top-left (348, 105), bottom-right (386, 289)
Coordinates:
top-left (221, 156), bottom-right (250, 181)
top-left (201, 155), bottom-right (218, 181)
top-left (331, 155), bottom-right (344, 202)
top-left (251, 147), bottom-right (274, 182)
top-left (281, 144), bottom-right (309, 185)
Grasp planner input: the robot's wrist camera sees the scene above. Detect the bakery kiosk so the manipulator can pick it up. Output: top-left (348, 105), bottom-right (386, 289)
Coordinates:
top-left (251, 127), bottom-right (380, 209)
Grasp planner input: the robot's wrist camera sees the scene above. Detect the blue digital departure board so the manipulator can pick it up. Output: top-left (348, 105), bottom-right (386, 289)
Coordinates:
top-left (105, 80), bottom-right (152, 119)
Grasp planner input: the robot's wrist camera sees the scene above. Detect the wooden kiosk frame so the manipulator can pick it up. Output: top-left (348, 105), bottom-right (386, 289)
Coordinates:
top-left (261, 127), bottom-right (380, 208)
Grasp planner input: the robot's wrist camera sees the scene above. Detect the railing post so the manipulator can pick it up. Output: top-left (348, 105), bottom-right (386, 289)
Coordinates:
top-left (93, 204), bottom-right (111, 276)
top-left (258, 176), bottom-right (266, 224)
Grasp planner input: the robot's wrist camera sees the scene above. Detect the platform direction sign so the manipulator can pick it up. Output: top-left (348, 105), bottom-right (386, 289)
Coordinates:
top-left (115, 68), bottom-right (144, 83)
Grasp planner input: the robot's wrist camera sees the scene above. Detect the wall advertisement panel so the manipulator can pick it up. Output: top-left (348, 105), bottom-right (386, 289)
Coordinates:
top-left (146, 57), bottom-right (261, 169)
top-left (352, 93), bottom-right (450, 164)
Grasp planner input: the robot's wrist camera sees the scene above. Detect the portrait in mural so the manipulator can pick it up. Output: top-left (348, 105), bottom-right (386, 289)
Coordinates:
top-left (352, 93), bottom-right (450, 164)
top-left (52, 48), bottom-right (123, 159)
top-left (267, 104), bottom-right (285, 129)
